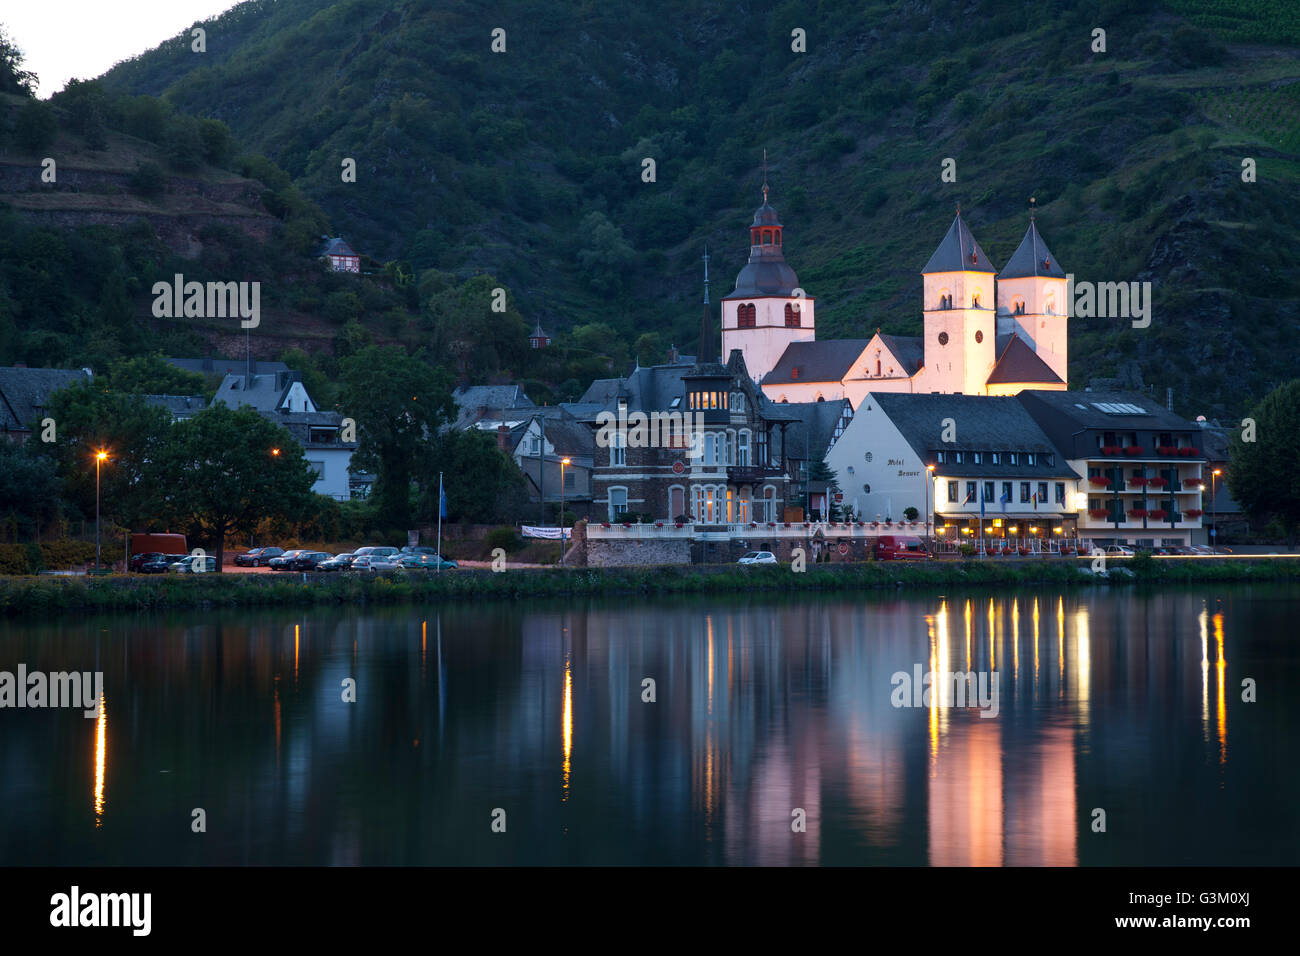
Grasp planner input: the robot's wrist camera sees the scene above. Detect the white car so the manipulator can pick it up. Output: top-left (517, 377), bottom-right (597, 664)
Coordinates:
top-left (1105, 545), bottom-right (1134, 557)
top-left (738, 551), bottom-right (778, 565)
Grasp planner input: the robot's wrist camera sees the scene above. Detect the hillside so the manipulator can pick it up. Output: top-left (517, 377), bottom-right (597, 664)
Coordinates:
top-left (11, 0), bottom-right (1300, 418)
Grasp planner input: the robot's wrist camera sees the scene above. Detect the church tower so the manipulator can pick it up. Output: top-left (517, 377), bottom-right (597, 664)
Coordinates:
top-left (996, 200), bottom-right (1068, 385)
top-left (921, 208), bottom-right (997, 394)
top-left (721, 158), bottom-right (815, 382)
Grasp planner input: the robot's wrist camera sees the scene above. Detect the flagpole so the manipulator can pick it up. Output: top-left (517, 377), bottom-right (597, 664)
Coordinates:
top-left (437, 471), bottom-right (443, 574)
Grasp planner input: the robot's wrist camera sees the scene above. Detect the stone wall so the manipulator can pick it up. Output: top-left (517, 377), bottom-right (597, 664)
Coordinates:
top-left (587, 536), bottom-right (691, 567)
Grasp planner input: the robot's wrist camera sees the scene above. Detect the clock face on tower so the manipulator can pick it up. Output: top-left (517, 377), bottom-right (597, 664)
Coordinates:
top-left (938, 332), bottom-right (949, 345)
top-left (975, 330), bottom-right (983, 343)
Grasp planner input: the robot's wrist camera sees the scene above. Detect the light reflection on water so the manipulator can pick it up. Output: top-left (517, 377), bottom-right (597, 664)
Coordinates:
top-left (0, 585), bottom-right (1296, 866)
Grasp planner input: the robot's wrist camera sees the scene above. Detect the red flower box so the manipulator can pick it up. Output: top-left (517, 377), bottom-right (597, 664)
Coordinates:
top-left (1127, 508), bottom-right (1148, 518)
top-left (1182, 478), bottom-right (1204, 488)
top-left (601, 522), bottom-right (611, 529)
top-left (767, 522), bottom-right (776, 528)
top-left (1129, 476), bottom-right (1148, 487)
top-left (1157, 446), bottom-right (1176, 456)
top-left (1179, 447), bottom-right (1195, 456)
top-left (1124, 446), bottom-right (1143, 456)
top-left (783, 523), bottom-right (790, 528)
top-left (1147, 477), bottom-right (1168, 488)
top-left (655, 521), bottom-right (664, 528)
top-left (749, 522), bottom-right (757, 528)
top-left (1089, 509), bottom-right (1110, 519)
top-left (1101, 445), bottom-right (1122, 456)
top-left (675, 523), bottom-right (683, 529)
top-left (1185, 509), bottom-right (1203, 518)
top-left (1088, 476), bottom-right (1111, 488)
top-left (1149, 509), bottom-right (1168, 520)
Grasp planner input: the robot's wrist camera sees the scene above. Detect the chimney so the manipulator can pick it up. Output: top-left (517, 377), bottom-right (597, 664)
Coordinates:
top-left (496, 424), bottom-right (510, 451)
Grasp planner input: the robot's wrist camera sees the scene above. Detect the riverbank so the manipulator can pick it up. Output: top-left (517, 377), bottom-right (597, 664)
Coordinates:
top-left (3, 556), bottom-right (1300, 616)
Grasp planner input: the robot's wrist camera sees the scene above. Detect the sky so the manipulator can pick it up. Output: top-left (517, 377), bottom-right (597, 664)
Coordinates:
top-left (5, 1), bottom-right (246, 98)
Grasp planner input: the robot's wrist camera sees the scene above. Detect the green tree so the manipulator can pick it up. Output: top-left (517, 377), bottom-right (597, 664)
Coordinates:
top-left (575, 211), bottom-right (636, 296)
top-left (1226, 380), bottom-right (1300, 543)
top-left (158, 403), bottom-right (317, 568)
top-left (14, 99), bottom-right (57, 154)
top-left (340, 346), bottom-right (454, 529)
top-left (423, 428), bottom-right (530, 524)
top-left (164, 116), bottom-right (204, 170)
top-left (41, 381), bottom-right (174, 531)
top-left (105, 353), bottom-right (206, 396)
top-left (0, 26), bottom-right (36, 96)
top-left (424, 275), bottom-right (528, 379)
top-left (198, 118), bottom-right (232, 165)
top-left (0, 441), bottom-right (65, 538)
top-left (58, 78), bottom-right (108, 149)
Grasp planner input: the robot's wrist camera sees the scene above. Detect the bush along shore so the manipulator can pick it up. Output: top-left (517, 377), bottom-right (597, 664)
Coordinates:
top-left (2, 557), bottom-right (1300, 616)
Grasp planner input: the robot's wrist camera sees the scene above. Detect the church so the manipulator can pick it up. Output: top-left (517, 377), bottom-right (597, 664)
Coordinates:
top-left (719, 181), bottom-right (1070, 407)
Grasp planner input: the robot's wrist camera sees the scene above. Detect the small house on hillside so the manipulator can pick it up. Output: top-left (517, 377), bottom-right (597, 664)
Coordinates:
top-left (529, 323), bottom-right (551, 349)
top-left (318, 237), bottom-right (360, 273)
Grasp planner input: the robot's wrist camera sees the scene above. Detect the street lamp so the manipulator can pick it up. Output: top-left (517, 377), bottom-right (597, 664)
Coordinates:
top-left (1211, 468), bottom-right (1222, 549)
top-left (560, 457), bottom-right (572, 566)
top-left (94, 450), bottom-right (108, 572)
top-left (925, 464), bottom-right (935, 550)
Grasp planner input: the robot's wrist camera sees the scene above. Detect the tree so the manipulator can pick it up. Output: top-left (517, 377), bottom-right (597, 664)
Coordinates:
top-left (0, 441), bottom-right (65, 538)
top-left (58, 79), bottom-right (108, 149)
top-left (105, 353), bottom-right (206, 396)
top-left (0, 26), bottom-right (37, 96)
top-left (424, 275), bottom-right (529, 379)
top-left (157, 404), bottom-right (317, 568)
top-left (340, 346), bottom-right (454, 529)
top-left (422, 428), bottom-right (529, 524)
top-left (576, 211), bottom-right (636, 296)
top-left (14, 99), bottom-right (57, 154)
top-left (41, 381), bottom-right (174, 532)
top-left (1226, 380), bottom-right (1300, 543)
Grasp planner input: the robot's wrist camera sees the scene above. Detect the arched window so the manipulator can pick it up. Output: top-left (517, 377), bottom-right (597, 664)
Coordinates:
top-left (1045, 295), bottom-right (1055, 315)
top-left (611, 430), bottom-right (626, 466)
top-left (737, 429), bottom-right (751, 466)
top-left (971, 292), bottom-right (981, 308)
top-left (738, 303), bottom-right (756, 328)
top-left (608, 487), bottom-right (628, 522)
top-left (668, 485), bottom-right (685, 521)
top-left (876, 358), bottom-right (882, 376)
top-left (784, 303), bottom-right (801, 327)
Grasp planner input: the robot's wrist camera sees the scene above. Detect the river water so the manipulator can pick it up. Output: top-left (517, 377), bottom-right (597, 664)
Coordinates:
top-left (1, 585), bottom-right (1296, 865)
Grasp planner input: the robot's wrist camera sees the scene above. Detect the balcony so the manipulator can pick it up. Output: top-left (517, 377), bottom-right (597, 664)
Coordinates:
top-left (727, 464), bottom-right (784, 486)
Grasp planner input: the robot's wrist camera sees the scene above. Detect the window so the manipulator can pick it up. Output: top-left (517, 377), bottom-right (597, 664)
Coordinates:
top-left (785, 303), bottom-right (801, 327)
top-left (1020, 482), bottom-right (1030, 503)
top-left (1002, 482), bottom-right (1012, 503)
top-left (947, 481), bottom-right (958, 503)
top-left (734, 392), bottom-right (745, 413)
top-left (862, 483), bottom-right (872, 494)
top-left (307, 460), bottom-right (325, 479)
top-left (609, 487), bottom-right (628, 521)
top-left (991, 452), bottom-right (1000, 465)
top-left (973, 452), bottom-right (982, 464)
top-left (1038, 482), bottom-right (1048, 503)
top-left (669, 486), bottom-right (685, 520)
top-left (966, 481), bottom-right (977, 503)
top-left (1055, 482), bottom-right (1066, 504)
top-left (983, 481), bottom-right (994, 502)
top-left (611, 431), bottom-right (626, 466)
top-left (1008, 452), bottom-right (1017, 465)
top-left (564, 471), bottom-right (575, 490)
top-left (954, 452), bottom-right (964, 464)
top-left (737, 430), bottom-right (750, 466)
top-left (738, 303), bottom-right (756, 328)
top-left (936, 451), bottom-right (946, 463)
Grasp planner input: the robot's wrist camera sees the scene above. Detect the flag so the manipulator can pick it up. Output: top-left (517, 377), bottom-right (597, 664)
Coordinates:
top-left (963, 485), bottom-right (975, 504)
top-left (979, 485), bottom-right (985, 519)
top-left (999, 489), bottom-right (1009, 512)
top-left (439, 480), bottom-right (447, 519)
top-left (1032, 490), bottom-right (1039, 512)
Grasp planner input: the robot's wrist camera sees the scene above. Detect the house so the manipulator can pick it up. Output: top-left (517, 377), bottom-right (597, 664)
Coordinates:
top-left (1017, 390), bottom-right (1207, 548)
top-left (318, 237), bottom-right (360, 273)
top-left (210, 367), bottom-right (357, 500)
top-left (167, 357), bottom-right (290, 381)
top-left (0, 366), bottom-right (93, 442)
top-left (142, 394), bottom-right (207, 422)
top-left (529, 323), bottom-right (551, 349)
top-left (717, 168), bottom-right (1069, 405)
top-left (497, 407), bottom-right (594, 517)
top-left (825, 392), bottom-right (1081, 546)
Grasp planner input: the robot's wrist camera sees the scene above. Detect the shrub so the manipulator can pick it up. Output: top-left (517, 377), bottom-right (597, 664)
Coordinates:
top-left (486, 526), bottom-right (523, 553)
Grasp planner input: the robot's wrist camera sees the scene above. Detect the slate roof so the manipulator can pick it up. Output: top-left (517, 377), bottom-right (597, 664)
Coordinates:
top-left (922, 212), bottom-right (997, 274)
top-left (986, 334), bottom-right (1064, 386)
top-left (451, 385), bottom-right (535, 428)
top-left (1016, 390), bottom-right (1200, 431)
top-left (866, 392), bottom-right (1080, 479)
top-left (998, 220), bottom-right (1066, 279)
top-left (0, 367), bottom-right (92, 433)
top-left (763, 340), bottom-right (871, 386)
top-left (318, 237), bottom-right (358, 258)
top-left (262, 409), bottom-right (356, 450)
top-left (142, 394), bottom-right (207, 420)
top-left (212, 372), bottom-right (305, 413)
top-left (876, 334), bottom-right (925, 376)
top-left (778, 398), bottom-right (851, 462)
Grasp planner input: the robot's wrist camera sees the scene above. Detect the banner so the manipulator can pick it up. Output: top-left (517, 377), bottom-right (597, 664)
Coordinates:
top-left (521, 526), bottom-right (571, 540)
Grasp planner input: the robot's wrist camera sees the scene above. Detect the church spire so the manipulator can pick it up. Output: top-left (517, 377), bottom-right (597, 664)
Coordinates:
top-left (762, 149), bottom-right (769, 204)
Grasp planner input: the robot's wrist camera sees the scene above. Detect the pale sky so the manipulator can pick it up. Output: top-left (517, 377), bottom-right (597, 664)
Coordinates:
top-left (5, 1), bottom-right (246, 98)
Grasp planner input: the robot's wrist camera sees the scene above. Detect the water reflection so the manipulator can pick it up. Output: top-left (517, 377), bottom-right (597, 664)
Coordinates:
top-left (1, 586), bottom-right (1296, 865)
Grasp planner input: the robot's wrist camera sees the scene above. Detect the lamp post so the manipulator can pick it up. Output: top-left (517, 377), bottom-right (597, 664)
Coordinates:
top-left (94, 450), bottom-right (108, 572)
top-left (925, 463), bottom-right (935, 551)
top-left (1211, 468), bottom-right (1222, 550)
top-left (559, 457), bottom-right (572, 566)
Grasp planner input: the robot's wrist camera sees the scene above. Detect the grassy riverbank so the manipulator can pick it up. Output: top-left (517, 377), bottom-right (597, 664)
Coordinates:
top-left (3, 557), bottom-right (1300, 616)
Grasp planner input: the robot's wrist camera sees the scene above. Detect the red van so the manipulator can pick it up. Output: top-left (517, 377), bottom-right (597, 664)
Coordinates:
top-left (874, 535), bottom-right (930, 561)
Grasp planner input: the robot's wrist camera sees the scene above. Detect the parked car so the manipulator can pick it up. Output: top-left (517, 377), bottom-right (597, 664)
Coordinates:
top-left (282, 551), bottom-right (330, 571)
top-left (350, 555), bottom-right (398, 573)
top-left (268, 549), bottom-right (309, 570)
top-left (874, 535), bottom-right (930, 561)
top-left (354, 546), bottom-right (400, 558)
top-left (235, 547), bottom-right (284, 567)
top-left (317, 553), bottom-right (356, 572)
top-left (1105, 545), bottom-right (1134, 557)
top-left (140, 553), bottom-right (186, 574)
top-left (168, 555), bottom-right (218, 573)
top-left (396, 553), bottom-right (458, 571)
top-left (129, 551), bottom-right (164, 573)
top-left (737, 551), bottom-right (777, 565)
